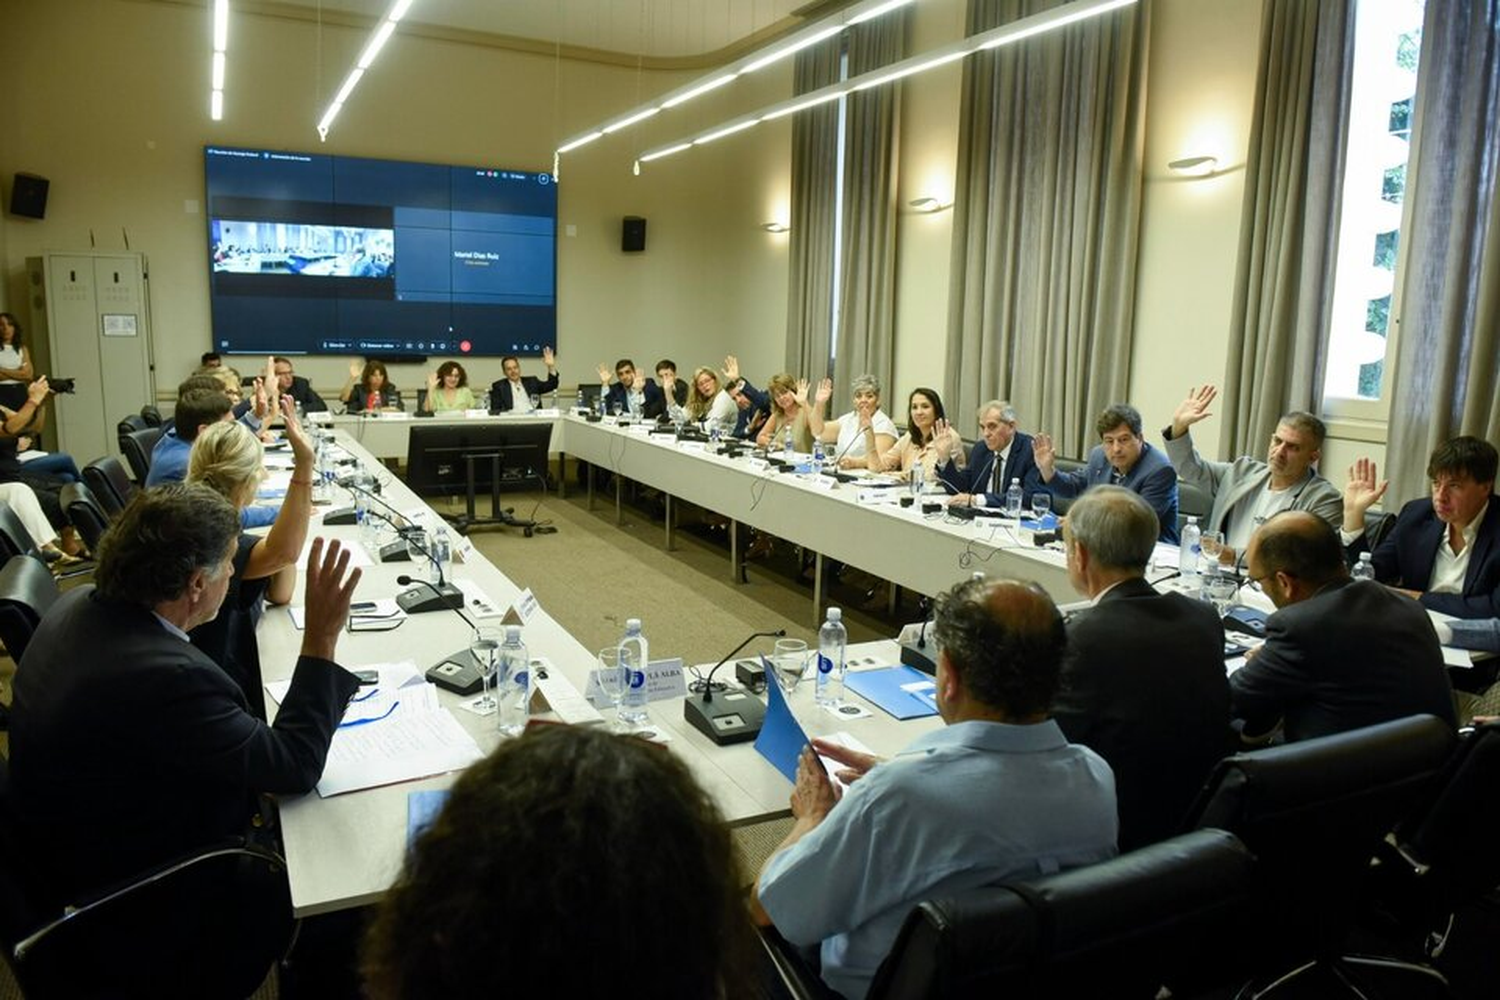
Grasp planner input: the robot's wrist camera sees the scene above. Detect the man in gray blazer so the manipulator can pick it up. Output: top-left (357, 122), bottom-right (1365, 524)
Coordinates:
top-left (1162, 385), bottom-right (1343, 563)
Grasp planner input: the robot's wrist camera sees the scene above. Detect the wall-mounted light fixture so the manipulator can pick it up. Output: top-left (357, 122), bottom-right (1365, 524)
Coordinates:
top-left (761, 222), bottom-right (790, 233)
top-left (317, 0), bottom-right (416, 140)
top-left (210, 0), bottom-right (228, 121)
top-left (1167, 155), bottom-right (1219, 177)
top-left (909, 197), bottom-right (950, 213)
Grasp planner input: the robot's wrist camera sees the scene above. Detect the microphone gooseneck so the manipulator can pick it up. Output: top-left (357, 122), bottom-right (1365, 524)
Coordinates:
top-left (699, 629), bottom-right (787, 703)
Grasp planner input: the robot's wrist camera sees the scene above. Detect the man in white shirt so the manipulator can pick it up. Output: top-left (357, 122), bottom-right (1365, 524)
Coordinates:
top-left (1162, 384), bottom-right (1342, 562)
top-left (1341, 436), bottom-right (1499, 620)
top-left (488, 347), bottom-right (558, 414)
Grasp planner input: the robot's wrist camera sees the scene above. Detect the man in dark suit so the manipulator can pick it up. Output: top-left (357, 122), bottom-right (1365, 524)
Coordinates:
top-left (489, 346), bottom-right (560, 413)
top-left (597, 357), bottom-right (665, 419)
top-left (936, 399), bottom-right (1046, 509)
top-left (1232, 511), bottom-right (1457, 743)
top-left (1034, 403), bottom-right (1181, 543)
top-left (1341, 436), bottom-right (1499, 619)
top-left (1053, 485), bottom-right (1230, 850)
top-left (9, 483), bottom-right (362, 905)
top-left (727, 376), bottom-right (771, 439)
top-left (273, 356), bottom-right (328, 412)
top-left (655, 358), bottom-right (690, 415)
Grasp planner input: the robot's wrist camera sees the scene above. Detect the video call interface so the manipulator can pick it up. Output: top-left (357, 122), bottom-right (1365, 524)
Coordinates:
top-left (204, 146), bottom-right (558, 357)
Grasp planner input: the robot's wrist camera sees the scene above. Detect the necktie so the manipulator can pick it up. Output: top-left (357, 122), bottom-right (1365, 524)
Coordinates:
top-left (991, 453), bottom-right (1004, 495)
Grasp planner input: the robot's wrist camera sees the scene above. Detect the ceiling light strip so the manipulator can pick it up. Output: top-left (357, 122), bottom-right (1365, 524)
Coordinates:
top-left (209, 0), bottom-right (228, 121)
top-left (315, 0), bottom-right (415, 140)
top-left (555, 0), bottom-right (919, 155)
top-left (632, 0), bottom-right (1135, 168)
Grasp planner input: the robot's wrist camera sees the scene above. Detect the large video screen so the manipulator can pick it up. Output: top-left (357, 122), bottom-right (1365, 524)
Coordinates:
top-left (204, 146), bottom-right (557, 357)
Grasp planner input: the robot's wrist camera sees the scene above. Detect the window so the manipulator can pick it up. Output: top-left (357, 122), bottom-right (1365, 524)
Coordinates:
top-left (1322, 0), bottom-right (1424, 417)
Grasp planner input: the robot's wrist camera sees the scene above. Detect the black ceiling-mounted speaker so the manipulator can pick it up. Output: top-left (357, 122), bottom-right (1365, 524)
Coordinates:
top-left (622, 216), bottom-right (647, 253)
top-left (9, 173), bottom-right (49, 219)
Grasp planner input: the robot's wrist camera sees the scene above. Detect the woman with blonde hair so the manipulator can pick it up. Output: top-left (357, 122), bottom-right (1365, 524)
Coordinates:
top-left (186, 397), bottom-right (316, 716)
top-left (755, 374), bottom-right (815, 452)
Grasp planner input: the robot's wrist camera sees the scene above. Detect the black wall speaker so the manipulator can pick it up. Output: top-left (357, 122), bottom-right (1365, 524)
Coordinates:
top-left (9, 174), bottom-right (49, 220)
top-left (621, 216), bottom-right (647, 253)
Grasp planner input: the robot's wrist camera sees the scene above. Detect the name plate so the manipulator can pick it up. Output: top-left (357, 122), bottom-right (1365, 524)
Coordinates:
top-left (677, 441), bottom-right (707, 453)
top-left (530, 659), bottom-right (604, 725)
top-left (746, 458), bottom-right (770, 473)
top-left (584, 657), bottom-right (688, 707)
top-left (463, 408), bottom-right (491, 419)
top-left (858, 488), bottom-right (899, 504)
top-left (804, 474), bottom-right (836, 491)
top-left (502, 587), bottom-right (540, 625)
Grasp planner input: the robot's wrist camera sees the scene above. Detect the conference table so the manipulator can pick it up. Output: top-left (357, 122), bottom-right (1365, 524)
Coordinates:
top-left (260, 429), bottom-right (948, 917)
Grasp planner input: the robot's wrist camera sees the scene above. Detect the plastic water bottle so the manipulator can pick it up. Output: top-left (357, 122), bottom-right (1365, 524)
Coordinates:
top-left (576, 387), bottom-right (585, 412)
top-left (812, 439), bottom-right (826, 476)
top-left (313, 434), bottom-right (333, 503)
top-left (429, 524), bottom-right (451, 587)
top-left (709, 423), bottom-right (722, 446)
top-left (1179, 516), bottom-right (1201, 585)
top-left (1004, 477), bottom-right (1023, 516)
top-left (353, 469), bottom-right (378, 550)
top-left (1352, 552), bottom-right (1376, 582)
top-left (910, 461), bottom-right (925, 500)
top-left (783, 426), bottom-right (794, 463)
top-left (815, 607), bottom-right (848, 707)
top-left (618, 618), bottom-right (650, 729)
top-left (496, 626), bottom-right (530, 737)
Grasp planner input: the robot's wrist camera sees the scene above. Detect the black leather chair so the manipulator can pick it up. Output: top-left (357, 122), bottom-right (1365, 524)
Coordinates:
top-left (849, 829), bottom-right (1259, 1000)
top-left (1184, 714), bottom-right (1455, 996)
top-left (60, 483), bottom-right (110, 553)
top-left (138, 404), bottom-right (163, 428)
top-left (1354, 720), bottom-right (1500, 988)
top-left (0, 757), bottom-right (294, 1000)
top-left (120, 426), bottom-right (162, 483)
top-left (82, 455), bottom-right (136, 518)
top-left (117, 413), bottom-right (148, 440)
top-left (1365, 509), bottom-right (1398, 551)
top-left (0, 554), bottom-right (59, 663)
top-left (1177, 478), bottom-right (1212, 537)
top-left (0, 500), bottom-right (41, 562)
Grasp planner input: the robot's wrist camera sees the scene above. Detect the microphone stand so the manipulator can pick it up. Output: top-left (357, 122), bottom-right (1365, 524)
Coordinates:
top-left (342, 474), bottom-right (421, 562)
top-left (683, 628), bottom-right (788, 745)
top-left (899, 598), bottom-right (938, 676)
top-left (396, 575), bottom-right (490, 695)
top-left (392, 532), bottom-right (464, 613)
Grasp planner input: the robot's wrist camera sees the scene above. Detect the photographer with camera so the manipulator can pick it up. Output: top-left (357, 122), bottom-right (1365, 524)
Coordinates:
top-left (1, 376), bottom-right (87, 558)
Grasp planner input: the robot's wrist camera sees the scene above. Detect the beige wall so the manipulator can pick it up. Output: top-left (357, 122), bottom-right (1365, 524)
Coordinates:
top-left (2, 0), bottom-right (1313, 469)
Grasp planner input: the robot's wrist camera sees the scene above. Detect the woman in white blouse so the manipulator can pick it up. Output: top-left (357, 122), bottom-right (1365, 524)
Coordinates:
top-left (806, 374), bottom-right (898, 469)
top-left (0, 313), bottom-right (34, 411)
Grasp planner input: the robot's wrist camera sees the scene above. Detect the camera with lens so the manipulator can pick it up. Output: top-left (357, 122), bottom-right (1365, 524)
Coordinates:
top-left (47, 377), bottom-right (76, 394)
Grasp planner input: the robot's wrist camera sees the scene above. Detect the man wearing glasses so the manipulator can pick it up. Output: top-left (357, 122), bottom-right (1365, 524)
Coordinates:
top-left (273, 356), bottom-right (328, 413)
top-left (1230, 511), bottom-right (1456, 744)
top-left (1341, 436), bottom-right (1500, 620)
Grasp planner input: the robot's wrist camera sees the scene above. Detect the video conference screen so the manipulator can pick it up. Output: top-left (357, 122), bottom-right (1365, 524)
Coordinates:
top-left (204, 146), bottom-right (557, 358)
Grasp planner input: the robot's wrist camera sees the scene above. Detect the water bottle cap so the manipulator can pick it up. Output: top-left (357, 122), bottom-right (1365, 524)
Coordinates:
top-left (1010, 478), bottom-right (1020, 485)
top-left (826, 607), bottom-right (841, 622)
top-left (506, 625), bottom-right (522, 640)
top-left (1186, 515), bottom-right (1199, 524)
top-left (625, 618), bottom-right (641, 631)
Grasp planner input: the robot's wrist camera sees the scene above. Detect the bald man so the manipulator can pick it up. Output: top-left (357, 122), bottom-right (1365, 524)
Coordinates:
top-left (753, 578), bottom-right (1117, 1000)
top-left (1231, 511), bottom-right (1456, 744)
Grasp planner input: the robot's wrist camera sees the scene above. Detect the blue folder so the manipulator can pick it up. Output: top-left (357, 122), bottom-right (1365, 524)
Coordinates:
top-left (754, 655), bottom-right (812, 783)
top-left (845, 665), bottom-right (939, 720)
top-left (406, 789), bottom-right (450, 846)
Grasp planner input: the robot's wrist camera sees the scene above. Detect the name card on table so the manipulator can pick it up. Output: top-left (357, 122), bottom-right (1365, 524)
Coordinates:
top-left (857, 488), bottom-right (900, 505)
top-left (584, 657), bottom-right (688, 707)
top-left (746, 458), bottom-right (771, 473)
top-left (529, 658), bottom-right (604, 725)
top-left (803, 474), bottom-right (836, 492)
top-left (677, 441), bottom-right (708, 454)
top-left (463, 409), bottom-right (491, 419)
top-left (501, 587), bottom-right (541, 625)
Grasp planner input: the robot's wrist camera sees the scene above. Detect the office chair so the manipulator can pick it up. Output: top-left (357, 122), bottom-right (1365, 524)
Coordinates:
top-left (1364, 509), bottom-right (1397, 550)
top-left (59, 482), bottom-right (110, 553)
top-left (0, 554), bottom-right (60, 663)
top-left (1183, 714), bottom-right (1454, 998)
top-left (1177, 478), bottom-right (1212, 537)
top-left (120, 426), bottom-right (162, 483)
top-left (0, 500), bottom-right (41, 563)
top-left (851, 829), bottom-right (1259, 1000)
top-left (82, 455), bottom-right (136, 518)
top-left (138, 404), bottom-right (163, 428)
top-left (0, 757), bottom-right (295, 1000)
top-left (1352, 720), bottom-right (1500, 990)
top-left (116, 413), bottom-right (148, 440)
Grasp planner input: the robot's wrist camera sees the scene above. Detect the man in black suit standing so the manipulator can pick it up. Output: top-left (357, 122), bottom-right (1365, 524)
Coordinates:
top-left (1052, 486), bottom-right (1230, 850)
top-left (489, 346), bottom-right (560, 413)
top-left (1232, 511), bottom-right (1457, 743)
top-left (936, 400), bottom-right (1047, 509)
top-left (1341, 436), bottom-right (1499, 619)
top-left (9, 483), bottom-right (362, 908)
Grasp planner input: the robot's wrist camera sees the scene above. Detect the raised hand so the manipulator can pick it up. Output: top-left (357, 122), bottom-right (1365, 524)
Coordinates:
top-left (1032, 433), bottom-right (1057, 478)
top-left (794, 378), bottom-right (810, 406)
top-left (348, 360), bottom-right (363, 381)
top-left (263, 356), bottom-right (278, 388)
top-left (300, 537), bottom-right (362, 663)
top-left (542, 345), bottom-right (555, 368)
top-left (426, 371), bottom-right (439, 390)
top-left (1171, 385), bottom-right (1218, 439)
top-left (252, 376), bottom-right (270, 419)
top-left (282, 395), bottom-right (314, 466)
top-left (596, 363), bottom-right (613, 385)
top-left (1343, 457), bottom-right (1389, 528)
top-left (815, 377), bottom-right (833, 406)
top-left (721, 355), bottom-right (740, 382)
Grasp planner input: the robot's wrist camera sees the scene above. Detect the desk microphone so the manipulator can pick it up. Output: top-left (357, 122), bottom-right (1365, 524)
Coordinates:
top-left (342, 474), bottom-right (421, 561)
top-left (393, 524), bottom-right (465, 613)
top-left (395, 575), bottom-right (491, 695)
top-left (682, 629), bottom-right (786, 745)
top-left (899, 598), bottom-right (938, 676)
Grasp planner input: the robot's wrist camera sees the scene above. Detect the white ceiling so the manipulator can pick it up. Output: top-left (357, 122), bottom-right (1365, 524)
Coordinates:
top-left (271, 0), bottom-right (824, 59)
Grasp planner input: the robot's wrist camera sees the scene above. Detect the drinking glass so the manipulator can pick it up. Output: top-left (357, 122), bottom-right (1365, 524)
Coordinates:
top-left (1030, 492), bottom-right (1052, 523)
top-left (596, 648), bottom-right (628, 730)
top-left (469, 626), bottom-right (502, 712)
top-left (1204, 570), bottom-right (1238, 617)
top-left (529, 394), bottom-right (541, 411)
top-left (405, 527), bottom-right (430, 568)
top-left (772, 638), bottom-right (810, 696)
top-left (1200, 530), bottom-right (1225, 567)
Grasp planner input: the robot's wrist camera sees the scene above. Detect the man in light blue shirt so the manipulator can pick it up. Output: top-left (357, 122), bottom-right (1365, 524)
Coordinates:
top-left (754, 578), bottom-right (1118, 1000)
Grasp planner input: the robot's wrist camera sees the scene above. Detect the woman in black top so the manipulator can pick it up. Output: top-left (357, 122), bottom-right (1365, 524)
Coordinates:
top-left (340, 359), bottom-right (403, 413)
